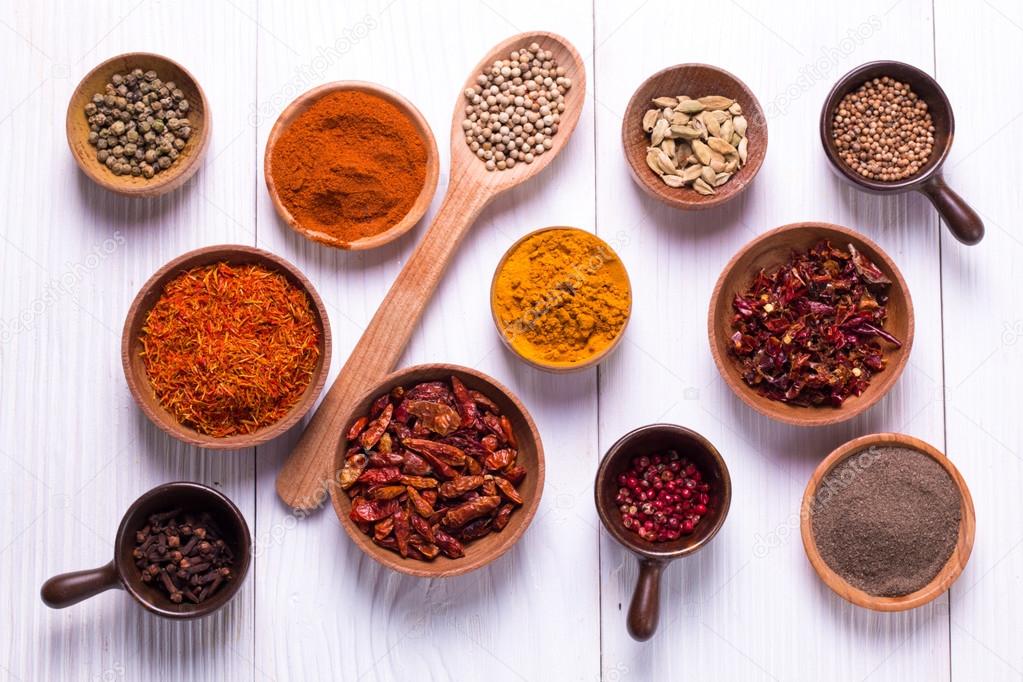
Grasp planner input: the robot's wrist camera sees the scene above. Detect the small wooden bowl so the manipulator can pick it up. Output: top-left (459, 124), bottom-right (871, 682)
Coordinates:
top-left (41, 481), bottom-right (251, 618)
top-left (707, 222), bottom-right (914, 426)
top-left (489, 226), bottom-right (632, 373)
top-left (122, 245), bottom-right (332, 450)
top-left (595, 424), bottom-right (731, 640)
top-left (821, 61), bottom-right (983, 245)
top-left (622, 64), bottom-right (767, 210)
top-left (329, 364), bottom-right (545, 578)
top-left (264, 81), bottom-right (440, 250)
top-left (66, 53), bottom-right (211, 197)
top-left (800, 433), bottom-right (975, 611)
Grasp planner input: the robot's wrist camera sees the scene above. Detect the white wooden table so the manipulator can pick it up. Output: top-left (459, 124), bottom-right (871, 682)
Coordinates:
top-left (2, 0), bottom-right (1020, 679)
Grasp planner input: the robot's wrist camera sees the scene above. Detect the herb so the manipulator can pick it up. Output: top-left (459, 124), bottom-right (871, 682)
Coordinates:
top-left (132, 509), bottom-right (235, 604)
top-left (140, 262), bottom-right (320, 437)
top-left (811, 445), bottom-right (961, 597)
top-left (84, 68), bottom-right (192, 178)
top-left (341, 376), bottom-right (526, 562)
top-left (729, 240), bottom-right (902, 407)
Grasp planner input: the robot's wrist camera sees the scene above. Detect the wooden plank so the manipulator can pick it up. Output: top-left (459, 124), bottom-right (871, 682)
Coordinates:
top-left (933, 0), bottom-right (1023, 679)
top-left (0, 1), bottom-right (257, 679)
top-left (594, 0), bottom-right (949, 679)
top-left (252, 1), bottom-right (600, 679)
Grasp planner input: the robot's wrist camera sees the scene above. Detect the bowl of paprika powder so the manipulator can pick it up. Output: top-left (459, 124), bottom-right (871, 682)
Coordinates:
top-left (264, 81), bottom-right (440, 250)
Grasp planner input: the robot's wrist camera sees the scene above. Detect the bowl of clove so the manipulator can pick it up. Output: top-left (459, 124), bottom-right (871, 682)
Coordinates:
top-left (40, 481), bottom-right (251, 619)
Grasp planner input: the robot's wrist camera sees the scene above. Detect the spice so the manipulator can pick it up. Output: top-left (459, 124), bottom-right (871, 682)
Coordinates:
top-left (811, 445), bottom-right (961, 597)
top-left (492, 228), bottom-right (630, 367)
top-left (462, 42), bottom-right (572, 171)
top-left (340, 376), bottom-right (526, 562)
top-left (84, 68), bottom-right (192, 178)
top-left (269, 90), bottom-right (428, 245)
top-left (642, 95), bottom-right (748, 194)
top-left (729, 240), bottom-right (901, 407)
top-left (132, 509), bottom-right (235, 604)
top-left (615, 451), bottom-right (709, 542)
top-left (832, 76), bottom-right (935, 182)
top-left (140, 262), bottom-right (320, 437)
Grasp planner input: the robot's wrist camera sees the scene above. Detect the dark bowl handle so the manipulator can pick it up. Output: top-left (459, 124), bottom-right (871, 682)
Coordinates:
top-left (41, 561), bottom-right (121, 608)
top-left (920, 174), bottom-right (983, 245)
top-left (627, 557), bottom-right (665, 641)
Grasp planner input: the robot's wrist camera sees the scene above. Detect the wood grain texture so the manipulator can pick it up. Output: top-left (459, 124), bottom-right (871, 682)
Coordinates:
top-left (935, 0), bottom-right (1023, 678)
top-left (595, 1), bottom-right (950, 680)
top-left (2, 0), bottom-right (1017, 680)
top-left (799, 433), bottom-right (975, 612)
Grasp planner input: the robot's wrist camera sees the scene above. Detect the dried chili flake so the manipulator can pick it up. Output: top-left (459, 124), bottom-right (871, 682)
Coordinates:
top-left (341, 376), bottom-right (527, 562)
top-left (139, 262), bottom-right (320, 437)
top-left (728, 240), bottom-right (902, 408)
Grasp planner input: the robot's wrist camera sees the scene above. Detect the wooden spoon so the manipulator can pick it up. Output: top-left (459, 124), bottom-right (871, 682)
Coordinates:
top-left (275, 31), bottom-right (586, 510)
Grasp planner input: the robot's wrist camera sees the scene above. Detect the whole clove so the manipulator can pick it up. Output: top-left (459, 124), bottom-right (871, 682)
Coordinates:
top-left (132, 509), bottom-right (235, 605)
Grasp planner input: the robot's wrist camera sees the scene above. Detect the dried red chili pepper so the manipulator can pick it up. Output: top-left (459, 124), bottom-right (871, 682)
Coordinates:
top-left (342, 376), bottom-right (527, 563)
top-left (729, 240), bottom-right (902, 408)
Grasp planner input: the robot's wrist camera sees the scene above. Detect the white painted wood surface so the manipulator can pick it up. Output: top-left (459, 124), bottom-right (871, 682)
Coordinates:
top-left (0, 0), bottom-right (1016, 680)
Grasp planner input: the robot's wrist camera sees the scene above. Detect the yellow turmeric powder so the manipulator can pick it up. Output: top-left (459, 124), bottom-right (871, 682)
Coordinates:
top-left (491, 227), bottom-right (631, 368)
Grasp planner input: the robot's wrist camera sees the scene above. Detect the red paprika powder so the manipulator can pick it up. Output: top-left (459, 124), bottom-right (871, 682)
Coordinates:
top-left (269, 90), bottom-right (428, 246)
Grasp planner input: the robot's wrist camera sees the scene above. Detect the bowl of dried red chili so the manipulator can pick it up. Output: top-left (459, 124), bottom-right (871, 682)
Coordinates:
top-left (330, 364), bottom-right (544, 577)
top-left (122, 245), bottom-right (332, 449)
top-left (708, 222), bottom-right (913, 426)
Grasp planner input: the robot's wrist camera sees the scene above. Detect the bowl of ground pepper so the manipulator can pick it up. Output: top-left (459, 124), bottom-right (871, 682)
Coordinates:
top-left (490, 226), bottom-right (632, 372)
top-left (264, 82), bottom-right (440, 250)
top-left (122, 245), bottom-right (332, 449)
top-left (800, 433), bottom-right (975, 611)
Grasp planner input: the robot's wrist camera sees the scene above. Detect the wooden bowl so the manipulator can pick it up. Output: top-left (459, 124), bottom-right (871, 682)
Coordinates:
top-left (264, 81), bottom-right (440, 250)
top-left (121, 245), bottom-right (332, 450)
top-left (707, 222), bottom-right (914, 426)
top-left (41, 481), bottom-right (251, 618)
top-left (800, 433), bottom-right (975, 611)
top-left (820, 61), bottom-right (983, 245)
top-left (489, 226), bottom-right (632, 373)
top-left (66, 53), bottom-right (211, 197)
top-left (595, 424), bottom-right (731, 640)
top-left (329, 363), bottom-right (545, 577)
top-left (622, 64), bottom-right (767, 210)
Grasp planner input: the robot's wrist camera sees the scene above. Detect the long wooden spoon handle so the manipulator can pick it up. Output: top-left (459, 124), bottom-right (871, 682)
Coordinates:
top-left (276, 178), bottom-right (493, 510)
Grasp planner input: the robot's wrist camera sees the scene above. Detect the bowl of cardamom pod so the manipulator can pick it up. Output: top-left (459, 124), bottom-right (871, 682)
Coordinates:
top-left (622, 64), bottom-right (767, 210)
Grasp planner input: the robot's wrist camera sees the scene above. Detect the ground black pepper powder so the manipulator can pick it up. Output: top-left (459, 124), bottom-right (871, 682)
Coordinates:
top-left (811, 445), bottom-right (961, 597)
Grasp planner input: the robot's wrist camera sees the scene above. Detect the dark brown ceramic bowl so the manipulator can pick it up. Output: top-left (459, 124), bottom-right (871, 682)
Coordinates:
top-left (330, 363), bottom-right (545, 578)
top-left (708, 222), bottom-right (914, 427)
top-left (41, 482), bottom-right (251, 618)
top-left (623, 64), bottom-right (767, 210)
top-left (595, 424), bottom-right (731, 641)
top-left (820, 60), bottom-right (983, 245)
top-left (121, 245), bottom-right (332, 450)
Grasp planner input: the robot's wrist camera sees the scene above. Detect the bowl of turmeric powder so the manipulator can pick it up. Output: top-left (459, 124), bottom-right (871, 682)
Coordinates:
top-left (264, 81), bottom-right (440, 250)
top-left (490, 227), bottom-right (632, 372)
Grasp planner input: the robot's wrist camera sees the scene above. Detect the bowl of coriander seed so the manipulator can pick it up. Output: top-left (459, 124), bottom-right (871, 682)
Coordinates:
top-left (66, 52), bottom-right (211, 197)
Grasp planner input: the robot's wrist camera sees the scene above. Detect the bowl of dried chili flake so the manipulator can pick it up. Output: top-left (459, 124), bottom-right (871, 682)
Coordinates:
top-left (122, 245), bottom-right (332, 449)
top-left (707, 222), bottom-right (913, 426)
top-left (330, 364), bottom-right (544, 577)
